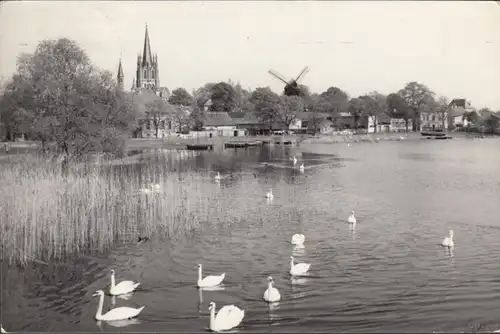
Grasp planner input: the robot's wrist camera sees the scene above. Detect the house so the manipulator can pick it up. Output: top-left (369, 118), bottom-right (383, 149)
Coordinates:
top-left (201, 112), bottom-right (245, 137)
top-left (203, 99), bottom-right (213, 112)
top-left (335, 112), bottom-right (356, 129)
top-left (390, 117), bottom-right (412, 132)
top-left (132, 92), bottom-right (191, 138)
top-left (229, 112), bottom-right (267, 135)
top-left (420, 110), bottom-right (448, 132)
top-left (295, 112), bottom-right (333, 134)
top-left (376, 114), bottom-right (412, 133)
top-left (447, 98), bottom-right (473, 130)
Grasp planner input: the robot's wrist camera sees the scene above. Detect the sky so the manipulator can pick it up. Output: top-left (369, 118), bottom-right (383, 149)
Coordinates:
top-left (1, 1), bottom-right (499, 109)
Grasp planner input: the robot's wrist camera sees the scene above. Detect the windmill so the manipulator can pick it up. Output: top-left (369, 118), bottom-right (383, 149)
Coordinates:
top-left (268, 66), bottom-right (310, 97)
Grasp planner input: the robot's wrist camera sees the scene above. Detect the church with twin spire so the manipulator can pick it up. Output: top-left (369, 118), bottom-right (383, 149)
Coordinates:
top-left (117, 24), bottom-right (170, 98)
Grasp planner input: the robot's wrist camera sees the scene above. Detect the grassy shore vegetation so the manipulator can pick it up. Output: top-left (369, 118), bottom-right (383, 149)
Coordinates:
top-left (0, 152), bottom-right (221, 266)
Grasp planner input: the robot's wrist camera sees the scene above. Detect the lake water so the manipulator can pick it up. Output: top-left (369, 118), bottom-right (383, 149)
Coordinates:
top-left (2, 134), bottom-right (500, 333)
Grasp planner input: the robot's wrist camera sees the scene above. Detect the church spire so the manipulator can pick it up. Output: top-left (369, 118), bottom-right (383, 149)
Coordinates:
top-left (142, 23), bottom-right (153, 66)
top-left (117, 58), bottom-right (124, 90)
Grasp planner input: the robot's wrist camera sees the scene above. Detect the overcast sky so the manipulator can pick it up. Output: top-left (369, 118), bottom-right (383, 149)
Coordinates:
top-left (1, 1), bottom-right (499, 109)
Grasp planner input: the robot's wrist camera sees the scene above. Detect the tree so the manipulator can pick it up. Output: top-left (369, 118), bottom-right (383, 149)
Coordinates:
top-left (435, 96), bottom-right (449, 131)
top-left (170, 106), bottom-right (192, 133)
top-left (193, 83), bottom-right (216, 109)
top-left (168, 87), bottom-right (193, 106)
top-left (358, 95), bottom-right (379, 133)
top-left (278, 95), bottom-right (304, 131)
top-left (145, 99), bottom-right (173, 138)
top-left (398, 81), bottom-right (436, 131)
top-left (209, 82), bottom-right (237, 112)
top-left (348, 98), bottom-right (364, 129)
top-left (249, 87), bottom-right (281, 131)
top-left (189, 107), bottom-right (205, 131)
top-left (386, 93), bottom-right (413, 132)
top-left (2, 38), bottom-right (137, 156)
top-left (316, 87), bottom-right (349, 116)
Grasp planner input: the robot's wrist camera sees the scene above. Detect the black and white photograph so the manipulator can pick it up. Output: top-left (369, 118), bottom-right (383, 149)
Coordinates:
top-left (0, 1), bottom-right (500, 332)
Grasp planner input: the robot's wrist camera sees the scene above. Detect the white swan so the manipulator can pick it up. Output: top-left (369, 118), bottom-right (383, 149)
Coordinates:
top-left (208, 301), bottom-right (245, 332)
top-left (289, 256), bottom-right (311, 276)
top-left (348, 211), bottom-right (357, 225)
top-left (197, 264), bottom-right (225, 288)
top-left (299, 163), bottom-right (304, 172)
top-left (214, 172), bottom-right (221, 181)
top-left (441, 230), bottom-right (455, 247)
top-left (266, 189), bottom-right (274, 199)
top-left (291, 233), bottom-right (305, 245)
top-left (93, 290), bottom-right (145, 321)
top-left (263, 276), bottom-right (281, 303)
top-left (109, 269), bottom-right (140, 296)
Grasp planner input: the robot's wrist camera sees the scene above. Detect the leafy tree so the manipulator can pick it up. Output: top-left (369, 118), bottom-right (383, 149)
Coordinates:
top-left (209, 82), bottom-right (237, 112)
top-left (170, 106), bottom-right (192, 133)
top-left (348, 98), bottom-right (365, 129)
top-left (189, 107), bottom-right (205, 131)
top-left (398, 81), bottom-right (436, 131)
top-left (278, 95), bottom-right (304, 130)
top-left (358, 95), bottom-right (379, 132)
top-left (386, 93), bottom-right (413, 132)
top-left (168, 87), bottom-right (193, 106)
top-left (434, 96), bottom-right (450, 131)
top-left (249, 87), bottom-right (281, 131)
top-left (193, 83), bottom-right (216, 109)
top-left (1, 38), bottom-right (137, 156)
top-left (316, 87), bottom-right (349, 116)
top-left (145, 99), bottom-right (173, 138)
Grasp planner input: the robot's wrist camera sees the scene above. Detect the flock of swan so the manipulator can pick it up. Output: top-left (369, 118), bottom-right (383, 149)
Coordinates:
top-left (0, 155), bottom-right (476, 334)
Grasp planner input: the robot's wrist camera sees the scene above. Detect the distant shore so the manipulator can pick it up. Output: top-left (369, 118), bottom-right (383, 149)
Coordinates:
top-left (0, 131), bottom-right (497, 157)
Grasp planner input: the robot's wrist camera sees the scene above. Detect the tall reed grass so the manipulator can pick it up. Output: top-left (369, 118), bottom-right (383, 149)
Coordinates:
top-left (0, 152), bottom-right (219, 265)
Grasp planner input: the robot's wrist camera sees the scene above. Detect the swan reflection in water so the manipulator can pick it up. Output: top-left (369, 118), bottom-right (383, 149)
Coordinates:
top-left (290, 277), bottom-right (309, 300)
top-left (198, 286), bottom-right (226, 313)
top-left (266, 197), bottom-right (273, 206)
top-left (292, 245), bottom-right (305, 256)
top-left (445, 246), bottom-right (454, 260)
top-left (110, 293), bottom-right (134, 308)
top-left (348, 225), bottom-right (356, 240)
top-left (267, 302), bottom-right (281, 324)
top-left (97, 318), bottom-right (141, 330)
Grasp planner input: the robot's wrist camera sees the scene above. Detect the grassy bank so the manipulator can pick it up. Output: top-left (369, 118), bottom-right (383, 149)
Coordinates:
top-left (0, 154), bottom-right (220, 266)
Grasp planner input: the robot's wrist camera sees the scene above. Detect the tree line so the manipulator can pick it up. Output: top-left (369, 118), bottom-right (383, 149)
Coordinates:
top-left (1, 38), bottom-right (498, 157)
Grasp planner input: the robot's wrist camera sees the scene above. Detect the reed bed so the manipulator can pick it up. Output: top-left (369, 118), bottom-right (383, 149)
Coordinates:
top-left (0, 153), bottom-right (220, 266)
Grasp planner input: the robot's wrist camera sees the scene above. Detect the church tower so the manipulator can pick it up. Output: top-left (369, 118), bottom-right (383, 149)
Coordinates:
top-left (117, 59), bottom-right (124, 90)
top-left (135, 24), bottom-right (160, 92)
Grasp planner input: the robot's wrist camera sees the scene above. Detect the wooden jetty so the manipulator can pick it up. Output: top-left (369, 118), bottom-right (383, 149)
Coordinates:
top-left (186, 144), bottom-right (214, 150)
top-left (421, 131), bottom-right (446, 137)
top-left (426, 136), bottom-right (453, 140)
top-left (224, 141), bottom-right (262, 148)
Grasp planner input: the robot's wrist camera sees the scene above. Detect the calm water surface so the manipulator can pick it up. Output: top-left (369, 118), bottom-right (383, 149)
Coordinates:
top-left (2, 135), bottom-right (500, 333)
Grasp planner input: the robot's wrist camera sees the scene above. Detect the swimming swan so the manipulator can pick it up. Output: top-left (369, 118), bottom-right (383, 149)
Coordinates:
top-left (197, 264), bottom-right (225, 288)
top-left (289, 256), bottom-right (311, 276)
top-left (93, 290), bottom-right (144, 321)
top-left (263, 276), bottom-right (281, 303)
top-left (208, 301), bottom-right (245, 332)
top-left (441, 230), bottom-right (455, 247)
top-left (109, 270), bottom-right (140, 296)
top-left (214, 172), bottom-right (221, 181)
top-left (266, 189), bottom-right (274, 199)
top-left (299, 163), bottom-right (304, 172)
top-left (291, 233), bottom-right (305, 245)
top-left (348, 211), bottom-right (356, 225)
